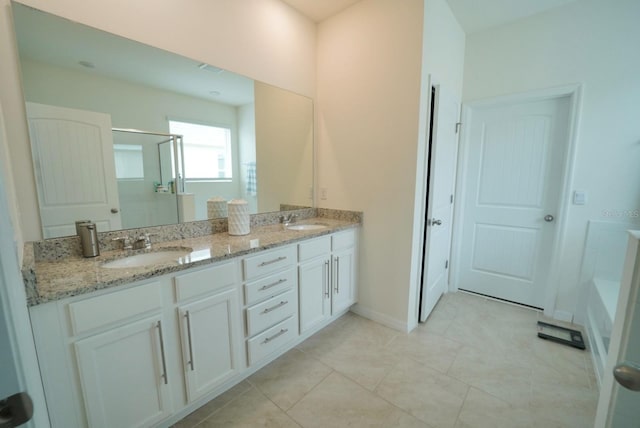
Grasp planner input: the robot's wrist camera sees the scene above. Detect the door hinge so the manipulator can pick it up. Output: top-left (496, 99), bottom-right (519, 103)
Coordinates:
top-left (450, 194), bottom-right (454, 204)
top-left (445, 260), bottom-right (449, 269)
top-left (455, 122), bottom-right (462, 134)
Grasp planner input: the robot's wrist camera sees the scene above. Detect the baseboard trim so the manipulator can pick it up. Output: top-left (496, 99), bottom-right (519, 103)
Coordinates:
top-left (350, 304), bottom-right (409, 333)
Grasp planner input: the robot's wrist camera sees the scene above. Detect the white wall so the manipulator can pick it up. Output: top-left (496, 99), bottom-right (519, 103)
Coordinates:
top-left (255, 81), bottom-right (314, 213)
top-left (317, 0), bottom-right (424, 330)
top-left (0, 0), bottom-right (316, 243)
top-left (462, 0), bottom-right (640, 321)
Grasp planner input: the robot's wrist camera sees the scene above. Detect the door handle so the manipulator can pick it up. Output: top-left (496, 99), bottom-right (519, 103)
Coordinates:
top-left (0, 392), bottom-right (33, 428)
top-left (613, 361), bottom-right (640, 391)
top-left (111, 208), bottom-right (119, 213)
top-left (544, 214), bottom-right (554, 222)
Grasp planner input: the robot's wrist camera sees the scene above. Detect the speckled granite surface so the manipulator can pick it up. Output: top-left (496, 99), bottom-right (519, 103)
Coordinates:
top-left (24, 212), bottom-right (361, 306)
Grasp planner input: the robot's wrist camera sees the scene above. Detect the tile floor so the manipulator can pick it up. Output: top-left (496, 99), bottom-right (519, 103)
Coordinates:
top-left (173, 291), bottom-right (599, 428)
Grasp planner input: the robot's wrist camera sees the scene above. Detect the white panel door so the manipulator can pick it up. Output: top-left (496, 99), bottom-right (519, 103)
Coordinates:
top-left (299, 257), bottom-right (331, 334)
top-left (457, 97), bottom-right (570, 308)
top-left (26, 102), bottom-right (121, 238)
top-left (596, 232), bottom-right (640, 427)
top-left (332, 248), bottom-right (355, 314)
top-left (179, 288), bottom-right (241, 403)
top-left (420, 85), bottom-right (460, 322)
top-left (74, 316), bottom-right (172, 428)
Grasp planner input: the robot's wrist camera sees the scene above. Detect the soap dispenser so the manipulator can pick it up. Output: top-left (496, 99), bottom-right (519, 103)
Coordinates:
top-left (78, 222), bottom-right (100, 257)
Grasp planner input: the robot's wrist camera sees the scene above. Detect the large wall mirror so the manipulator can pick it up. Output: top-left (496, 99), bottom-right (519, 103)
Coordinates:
top-left (12, 2), bottom-right (314, 239)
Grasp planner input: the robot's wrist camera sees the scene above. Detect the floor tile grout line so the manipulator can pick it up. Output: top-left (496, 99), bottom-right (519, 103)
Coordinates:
top-left (280, 367), bottom-right (335, 413)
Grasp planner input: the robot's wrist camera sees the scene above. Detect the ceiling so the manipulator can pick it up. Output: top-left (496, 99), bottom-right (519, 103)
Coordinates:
top-left (281, 0), bottom-right (578, 33)
top-left (446, 0), bottom-right (578, 34)
top-left (13, 4), bottom-right (254, 106)
top-left (280, 0), bottom-right (362, 22)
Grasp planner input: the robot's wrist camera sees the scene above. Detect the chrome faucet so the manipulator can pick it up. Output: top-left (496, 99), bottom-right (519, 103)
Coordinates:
top-left (135, 233), bottom-right (155, 250)
top-left (112, 235), bottom-right (133, 250)
top-left (280, 213), bottom-right (298, 227)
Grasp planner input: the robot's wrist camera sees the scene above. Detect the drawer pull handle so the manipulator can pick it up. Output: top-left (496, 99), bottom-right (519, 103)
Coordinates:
top-left (334, 256), bottom-right (340, 293)
top-left (262, 300), bottom-right (288, 314)
top-left (324, 260), bottom-right (330, 298)
top-left (156, 321), bottom-right (168, 385)
top-left (185, 311), bottom-right (195, 371)
top-left (258, 256), bottom-right (287, 267)
top-left (259, 279), bottom-right (287, 291)
top-left (262, 328), bottom-right (288, 344)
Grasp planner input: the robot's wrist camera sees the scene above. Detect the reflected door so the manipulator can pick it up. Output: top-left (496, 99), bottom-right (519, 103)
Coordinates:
top-left (457, 96), bottom-right (570, 308)
top-left (26, 102), bottom-right (121, 238)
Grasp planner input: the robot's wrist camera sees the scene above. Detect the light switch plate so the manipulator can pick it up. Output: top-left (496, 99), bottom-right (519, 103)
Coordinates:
top-left (573, 190), bottom-right (587, 205)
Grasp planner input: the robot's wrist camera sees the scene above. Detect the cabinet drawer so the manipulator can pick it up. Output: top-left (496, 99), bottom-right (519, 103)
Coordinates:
top-left (247, 316), bottom-right (297, 366)
top-left (246, 288), bottom-right (297, 337)
top-left (68, 281), bottom-right (162, 335)
top-left (244, 268), bottom-right (297, 306)
top-left (332, 229), bottom-right (356, 251)
top-left (243, 246), bottom-right (296, 280)
top-left (298, 236), bottom-right (331, 262)
top-left (174, 261), bottom-right (237, 302)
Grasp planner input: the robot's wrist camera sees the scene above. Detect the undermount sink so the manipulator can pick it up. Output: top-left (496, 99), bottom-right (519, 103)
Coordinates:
top-left (102, 248), bottom-right (192, 269)
top-left (286, 224), bottom-right (328, 231)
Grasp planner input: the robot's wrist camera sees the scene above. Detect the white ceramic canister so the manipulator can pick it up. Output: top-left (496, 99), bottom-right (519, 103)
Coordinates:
top-left (207, 197), bottom-right (228, 219)
top-left (227, 199), bottom-right (250, 235)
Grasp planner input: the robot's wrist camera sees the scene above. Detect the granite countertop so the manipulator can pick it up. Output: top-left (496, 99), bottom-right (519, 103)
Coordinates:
top-left (24, 217), bottom-right (359, 306)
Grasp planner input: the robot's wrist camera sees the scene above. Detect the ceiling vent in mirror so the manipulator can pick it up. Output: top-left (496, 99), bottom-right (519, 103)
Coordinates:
top-left (198, 63), bottom-right (224, 74)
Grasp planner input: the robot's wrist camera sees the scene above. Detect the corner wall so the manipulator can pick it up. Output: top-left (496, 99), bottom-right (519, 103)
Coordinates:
top-left (462, 0), bottom-right (640, 322)
top-left (316, 0), bottom-right (424, 330)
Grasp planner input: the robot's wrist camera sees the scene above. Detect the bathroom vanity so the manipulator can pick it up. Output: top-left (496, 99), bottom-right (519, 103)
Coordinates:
top-left (24, 211), bottom-right (360, 428)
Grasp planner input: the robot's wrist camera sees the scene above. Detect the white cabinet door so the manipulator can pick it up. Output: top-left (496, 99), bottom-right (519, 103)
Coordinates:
top-left (75, 315), bottom-right (172, 428)
top-left (332, 248), bottom-right (355, 314)
top-left (179, 288), bottom-right (241, 403)
top-left (299, 257), bottom-right (331, 333)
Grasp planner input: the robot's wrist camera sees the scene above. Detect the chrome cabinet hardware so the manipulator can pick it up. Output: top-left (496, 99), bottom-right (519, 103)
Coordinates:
top-left (431, 218), bottom-right (442, 226)
top-left (544, 214), bottom-right (555, 222)
top-left (324, 260), bottom-right (330, 298)
top-left (334, 256), bottom-right (340, 293)
top-left (185, 311), bottom-right (195, 371)
top-left (262, 328), bottom-right (288, 344)
top-left (259, 279), bottom-right (287, 291)
top-left (262, 300), bottom-right (288, 314)
top-left (258, 256), bottom-right (287, 267)
top-left (156, 321), bottom-right (168, 385)
top-left (110, 208), bottom-right (119, 213)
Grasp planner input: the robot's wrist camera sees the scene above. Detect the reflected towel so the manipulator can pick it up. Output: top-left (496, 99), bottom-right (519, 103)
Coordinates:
top-left (246, 162), bottom-right (257, 196)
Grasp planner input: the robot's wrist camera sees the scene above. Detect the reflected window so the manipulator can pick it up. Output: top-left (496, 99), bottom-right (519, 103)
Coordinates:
top-left (113, 144), bottom-right (144, 179)
top-left (169, 120), bottom-right (232, 180)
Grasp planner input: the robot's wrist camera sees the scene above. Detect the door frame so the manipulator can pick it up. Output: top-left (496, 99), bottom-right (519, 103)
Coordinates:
top-left (0, 103), bottom-right (49, 427)
top-left (450, 84), bottom-right (583, 317)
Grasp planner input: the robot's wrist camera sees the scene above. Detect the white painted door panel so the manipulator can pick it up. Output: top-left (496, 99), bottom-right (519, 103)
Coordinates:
top-left (458, 97), bottom-right (570, 307)
top-left (596, 232), bottom-right (640, 427)
top-left (74, 316), bottom-right (172, 428)
top-left (299, 257), bottom-right (331, 333)
top-left (179, 288), bottom-right (241, 403)
top-left (420, 85), bottom-right (460, 322)
top-left (26, 102), bottom-right (121, 238)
